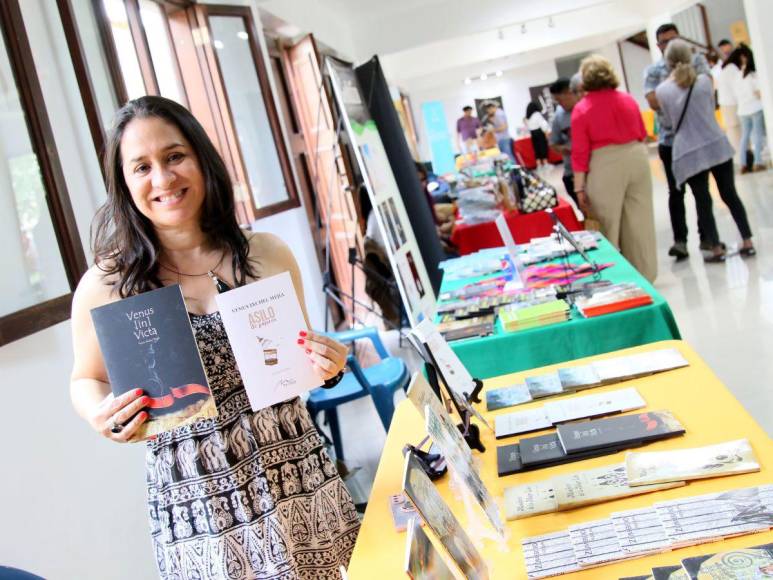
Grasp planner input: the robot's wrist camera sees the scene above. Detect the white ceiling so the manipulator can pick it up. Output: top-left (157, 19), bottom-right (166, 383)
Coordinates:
top-left (258, 0), bottom-right (701, 91)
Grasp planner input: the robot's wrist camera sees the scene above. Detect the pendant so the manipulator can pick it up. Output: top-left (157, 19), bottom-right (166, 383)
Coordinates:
top-left (208, 271), bottom-right (232, 294)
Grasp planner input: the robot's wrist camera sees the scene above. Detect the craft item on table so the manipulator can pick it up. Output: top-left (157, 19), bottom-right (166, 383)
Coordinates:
top-left (626, 438), bottom-right (760, 486)
top-left (404, 517), bottom-right (456, 579)
top-left (485, 383), bottom-right (532, 411)
top-left (497, 436), bottom-right (624, 477)
top-left (438, 254), bottom-right (507, 282)
top-left (557, 411), bottom-right (686, 455)
top-left (90, 284), bottom-right (216, 441)
top-left (525, 372), bottom-right (564, 399)
top-left (436, 314), bottom-right (496, 341)
top-left (544, 387), bottom-right (646, 424)
top-left (654, 485), bottom-right (773, 546)
top-left (524, 262), bottom-right (613, 288)
top-left (390, 493), bottom-right (422, 532)
top-left (402, 453), bottom-right (489, 580)
top-left (592, 348), bottom-right (689, 384)
top-left (574, 282), bottom-right (653, 317)
top-left (494, 407), bottom-right (552, 439)
top-left (680, 543), bottom-right (773, 579)
top-left (503, 464), bottom-right (682, 521)
top-left (557, 365), bottom-right (602, 391)
top-left (438, 277), bottom-right (508, 302)
top-left (499, 299), bottom-right (570, 332)
top-left (569, 518), bottom-right (628, 566)
top-left (612, 507), bottom-right (674, 556)
top-left (522, 531), bottom-right (581, 579)
top-left (520, 231), bottom-right (600, 266)
top-left (456, 185), bottom-right (500, 225)
top-left (651, 565), bottom-right (690, 580)
top-left (426, 406), bottom-right (505, 536)
top-left (406, 373), bottom-right (462, 448)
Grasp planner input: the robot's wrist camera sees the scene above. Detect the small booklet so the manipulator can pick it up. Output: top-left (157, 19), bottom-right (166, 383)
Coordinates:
top-left (402, 453), bottom-right (489, 580)
top-left (90, 284), bottom-right (216, 441)
top-left (544, 387), bottom-right (646, 424)
top-left (558, 365), bottom-right (601, 391)
top-left (497, 438), bottom-right (624, 477)
top-left (404, 517), bottom-right (456, 580)
top-left (390, 493), bottom-right (421, 533)
top-left (626, 438), bottom-right (760, 486)
top-left (495, 408), bottom-right (552, 439)
top-left (680, 543), bottom-right (773, 579)
top-left (485, 383), bottom-right (532, 411)
top-left (611, 507), bottom-right (673, 556)
top-left (521, 530), bottom-right (581, 580)
top-left (216, 272), bottom-right (319, 412)
top-left (557, 411), bottom-right (685, 455)
top-left (503, 481), bottom-right (558, 520)
top-left (568, 518), bottom-right (627, 567)
top-left (411, 319), bottom-right (475, 395)
top-left (525, 372), bottom-right (564, 399)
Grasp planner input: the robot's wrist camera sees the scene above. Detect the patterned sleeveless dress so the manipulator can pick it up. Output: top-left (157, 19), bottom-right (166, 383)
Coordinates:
top-left (145, 311), bottom-right (360, 579)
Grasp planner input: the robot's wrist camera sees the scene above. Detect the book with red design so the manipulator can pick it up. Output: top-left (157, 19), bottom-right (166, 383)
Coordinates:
top-left (90, 284), bottom-right (217, 441)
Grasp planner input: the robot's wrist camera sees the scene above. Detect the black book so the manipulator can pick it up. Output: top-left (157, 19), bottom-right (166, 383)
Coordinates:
top-left (520, 433), bottom-right (566, 466)
top-left (651, 566), bottom-right (684, 580)
top-left (90, 284), bottom-right (216, 441)
top-left (681, 543), bottom-right (773, 579)
top-left (496, 439), bottom-right (629, 477)
top-left (557, 411), bottom-right (685, 455)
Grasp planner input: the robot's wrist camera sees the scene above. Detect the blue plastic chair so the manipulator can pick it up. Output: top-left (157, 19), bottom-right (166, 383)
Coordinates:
top-left (306, 327), bottom-right (409, 460)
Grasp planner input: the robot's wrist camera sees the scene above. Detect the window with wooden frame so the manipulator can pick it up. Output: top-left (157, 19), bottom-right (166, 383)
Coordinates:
top-left (0, 0), bottom-right (87, 345)
top-left (91, 0), bottom-right (301, 224)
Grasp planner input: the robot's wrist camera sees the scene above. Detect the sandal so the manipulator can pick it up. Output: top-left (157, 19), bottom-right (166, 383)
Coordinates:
top-left (740, 246), bottom-right (757, 257)
top-left (704, 251), bottom-right (726, 263)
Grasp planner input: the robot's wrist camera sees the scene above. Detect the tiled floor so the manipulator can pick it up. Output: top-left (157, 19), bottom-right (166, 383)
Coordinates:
top-left (332, 151), bottom-right (773, 500)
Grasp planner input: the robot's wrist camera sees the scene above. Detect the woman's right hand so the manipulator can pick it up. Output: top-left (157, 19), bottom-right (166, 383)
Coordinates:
top-left (577, 190), bottom-right (592, 214)
top-left (89, 388), bottom-right (150, 443)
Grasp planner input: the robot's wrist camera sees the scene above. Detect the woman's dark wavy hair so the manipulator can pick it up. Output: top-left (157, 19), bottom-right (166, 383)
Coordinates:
top-left (725, 43), bottom-right (756, 77)
top-left (525, 101), bottom-right (542, 119)
top-left (92, 95), bottom-right (255, 297)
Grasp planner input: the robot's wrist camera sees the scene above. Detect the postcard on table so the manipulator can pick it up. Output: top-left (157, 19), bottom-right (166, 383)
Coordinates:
top-left (402, 453), bottom-right (489, 580)
top-left (90, 284), bottom-right (216, 441)
top-left (486, 383), bottom-right (532, 411)
top-left (216, 271), bottom-right (319, 411)
top-left (411, 319), bottom-right (476, 396)
top-left (404, 517), bottom-right (456, 580)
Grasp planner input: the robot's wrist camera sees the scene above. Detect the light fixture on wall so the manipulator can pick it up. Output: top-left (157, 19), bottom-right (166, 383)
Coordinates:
top-left (464, 77), bottom-right (472, 85)
top-left (496, 70), bottom-right (503, 77)
top-left (213, 40), bottom-right (225, 50)
top-left (237, 31), bottom-right (249, 40)
top-left (480, 73), bottom-right (488, 81)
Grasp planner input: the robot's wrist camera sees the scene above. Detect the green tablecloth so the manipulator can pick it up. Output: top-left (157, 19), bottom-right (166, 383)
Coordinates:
top-left (440, 236), bottom-right (681, 378)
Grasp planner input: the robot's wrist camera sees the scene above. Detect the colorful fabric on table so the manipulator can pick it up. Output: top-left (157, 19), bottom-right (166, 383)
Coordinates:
top-left (524, 262), bottom-right (613, 288)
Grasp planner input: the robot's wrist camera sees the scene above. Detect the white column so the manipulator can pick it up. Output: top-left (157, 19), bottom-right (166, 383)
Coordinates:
top-left (743, 0), bottom-right (773, 155)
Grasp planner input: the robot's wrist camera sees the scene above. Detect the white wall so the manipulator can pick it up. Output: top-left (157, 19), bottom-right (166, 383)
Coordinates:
top-left (700, 0), bottom-right (746, 48)
top-left (619, 40), bottom-right (652, 108)
top-left (408, 60), bottom-right (559, 160)
top-left (0, 1), bottom-right (327, 578)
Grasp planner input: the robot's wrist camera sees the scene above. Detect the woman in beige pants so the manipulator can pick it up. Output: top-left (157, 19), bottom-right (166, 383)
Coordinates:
top-left (572, 55), bottom-right (657, 282)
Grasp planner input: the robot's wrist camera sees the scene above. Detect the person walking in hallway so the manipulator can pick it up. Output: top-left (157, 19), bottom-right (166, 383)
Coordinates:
top-left (456, 105), bottom-right (481, 155)
top-left (645, 22), bottom-right (712, 261)
top-left (657, 40), bottom-right (755, 261)
top-left (572, 55), bottom-right (657, 282)
top-left (549, 77), bottom-right (581, 205)
top-left (715, 39), bottom-right (744, 163)
top-left (525, 101), bottom-right (551, 172)
top-left (727, 44), bottom-right (768, 173)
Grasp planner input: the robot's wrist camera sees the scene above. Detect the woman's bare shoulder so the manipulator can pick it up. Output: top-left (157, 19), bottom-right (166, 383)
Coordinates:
top-left (73, 261), bottom-right (122, 311)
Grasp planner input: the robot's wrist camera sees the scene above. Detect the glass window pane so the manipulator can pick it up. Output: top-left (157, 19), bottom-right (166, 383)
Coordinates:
top-left (103, 0), bottom-right (145, 100)
top-left (139, 0), bottom-right (185, 105)
top-left (209, 16), bottom-right (290, 209)
top-left (0, 32), bottom-right (70, 316)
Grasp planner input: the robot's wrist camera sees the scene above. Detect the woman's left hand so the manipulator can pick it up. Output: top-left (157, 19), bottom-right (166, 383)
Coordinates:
top-left (298, 331), bottom-right (348, 380)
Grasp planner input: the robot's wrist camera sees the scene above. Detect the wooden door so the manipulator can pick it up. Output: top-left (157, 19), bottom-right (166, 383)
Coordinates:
top-left (284, 35), bottom-right (366, 325)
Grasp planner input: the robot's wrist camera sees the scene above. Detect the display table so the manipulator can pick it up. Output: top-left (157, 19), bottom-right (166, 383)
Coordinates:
top-left (441, 235), bottom-right (680, 379)
top-left (513, 135), bottom-right (563, 169)
top-left (450, 199), bottom-right (582, 255)
top-left (347, 340), bottom-right (773, 579)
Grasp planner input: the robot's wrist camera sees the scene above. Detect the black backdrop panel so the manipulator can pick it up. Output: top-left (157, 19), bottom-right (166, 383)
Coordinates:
top-left (355, 56), bottom-right (444, 294)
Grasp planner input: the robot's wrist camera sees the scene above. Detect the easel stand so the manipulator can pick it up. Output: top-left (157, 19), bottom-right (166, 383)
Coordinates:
top-left (402, 443), bottom-right (446, 480)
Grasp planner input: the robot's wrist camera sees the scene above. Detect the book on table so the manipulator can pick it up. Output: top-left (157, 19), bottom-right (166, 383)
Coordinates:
top-left (574, 283), bottom-right (653, 318)
top-left (90, 284), bottom-right (216, 441)
top-left (680, 543), bottom-right (773, 579)
top-left (215, 271), bottom-right (320, 412)
top-left (485, 383), bottom-right (532, 411)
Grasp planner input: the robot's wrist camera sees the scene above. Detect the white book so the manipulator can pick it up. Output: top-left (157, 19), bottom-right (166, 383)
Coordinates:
top-left (522, 530), bottom-right (580, 579)
top-left (610, 507), bottom-right (672, 556)
top-left (215, 272), bottom-right (319, 411)
top-left (503, 481), bottom-right (558, 520)
top-left (544, 387), bottom-right (646, 424)
top-left (495, 407), bottom-right (552, 439)
top-left (568, 518), bottom-right (628, 567)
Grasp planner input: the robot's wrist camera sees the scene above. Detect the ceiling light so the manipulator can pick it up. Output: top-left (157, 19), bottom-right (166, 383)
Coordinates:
top-left (496, 70), bottom-right (503, 77)
top-left (464, 78), bottom-right (472, 85)
top-left (521, 23), bottom-right (527, 34)
top-left (237, 31), bottom-right (249, 40)
top-left (480, 73), bottom-right (488, 81)
top-left (213, 40), bottom-right (224, 50)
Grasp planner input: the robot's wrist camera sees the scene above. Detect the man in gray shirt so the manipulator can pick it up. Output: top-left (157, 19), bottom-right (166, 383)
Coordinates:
top-left (549, 76), bottom-right (582, 205)
top-left (644, 22), bottom-right (711, 260)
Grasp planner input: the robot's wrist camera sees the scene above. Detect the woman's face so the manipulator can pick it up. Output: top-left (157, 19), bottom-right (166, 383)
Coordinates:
top-left (740, 54), bottom-right (748, 67)
top-left (120, 116), bottom-right (206, 230)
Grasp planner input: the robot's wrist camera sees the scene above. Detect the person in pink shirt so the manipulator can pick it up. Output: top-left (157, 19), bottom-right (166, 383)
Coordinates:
top-left (572, 55), bottom-right (657, 282)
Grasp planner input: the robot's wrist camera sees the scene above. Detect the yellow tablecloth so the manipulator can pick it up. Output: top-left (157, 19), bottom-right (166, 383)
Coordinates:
top-left (347, 340), bottom-right (773, 579)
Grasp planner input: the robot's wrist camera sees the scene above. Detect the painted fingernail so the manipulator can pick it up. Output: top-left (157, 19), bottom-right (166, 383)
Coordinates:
top-left (140, 396), bottom-right (150, 405)
top-left (149, 435), bottom-right (157, 440)
top-left (305, 349), bottom-right (312, 354)
top-left (297, 338), bottom-right (305, 345)
top-left (135, 388), bottom-right (144, 396)
top-left (140, 411), bottom-right (149, 420)
top-left (299, 330), bottom-right (307, 337)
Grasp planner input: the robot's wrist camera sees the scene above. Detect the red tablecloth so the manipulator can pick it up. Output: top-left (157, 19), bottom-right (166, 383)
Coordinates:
top-left (450, 198), bottom-right (582, 255)
top-left (513, 135), bottom-right (563, 169)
